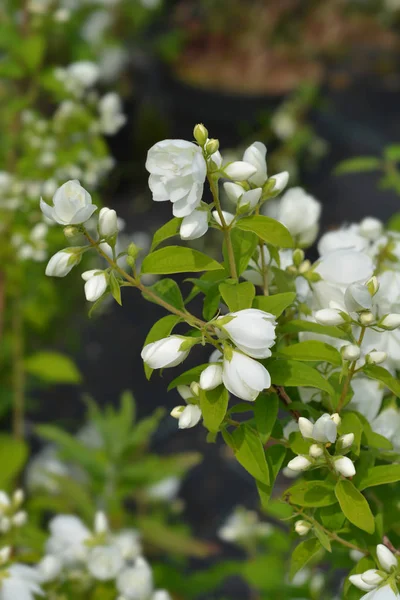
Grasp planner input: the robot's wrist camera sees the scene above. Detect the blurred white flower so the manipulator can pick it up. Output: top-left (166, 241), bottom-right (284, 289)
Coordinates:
top-left (116, 558), bottom-right (154, 600)
top-left (46, 515), bottom-right (90, 566)
top-left (0, 564), bottom-right (43, 600)
top-left (41, 180), bottom-right (97, 225)
top-left (87, 545), bottom-right (124, 581)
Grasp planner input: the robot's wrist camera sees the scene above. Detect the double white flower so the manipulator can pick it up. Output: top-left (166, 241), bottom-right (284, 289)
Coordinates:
top-left (350, 544), bottom-right (399, 599)
top-left (40, 179), bottom-right (97, 225)
top-left (216, 308), bottom-right (277, 359)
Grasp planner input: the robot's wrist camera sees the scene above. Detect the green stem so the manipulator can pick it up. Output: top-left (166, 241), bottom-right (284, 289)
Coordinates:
top-left (12, 299), bottom-right (25, 440)
top-left (337, 326), bottom-right (366, 412)
top-left (207, 174), bottom-right (238, 280)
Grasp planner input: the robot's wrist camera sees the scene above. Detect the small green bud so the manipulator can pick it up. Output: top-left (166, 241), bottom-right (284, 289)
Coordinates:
top-left (205, 138), bottom-right (219, 155)
top-left (193, 123), bottom-right (209, 146)
top-left (307, 271), bottom-right (322, 283)
top-left (298, 260), bottom-right (311, 274)
top-left (128, 242), bottom-right (140, 259)
top-left (293, 249), bottom-right (305, 268)
top-left (126, 256), bottom-right (136, 268)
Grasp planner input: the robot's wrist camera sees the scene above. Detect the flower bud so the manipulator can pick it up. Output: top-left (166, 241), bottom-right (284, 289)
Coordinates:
top-left (344, 283), bottom-right (372, 313)
top-left (212, 210), bottom-right (235, 227)
top-left (269, 171), bottom-right (289, 193)
top-left (200, 364), bottom-right (223, 391)
top-left (37, 555), bottom-right (62, 583)
top-left (224, 161), bottom-right (257, 181)
top-left (309, 444), bottom-right (323, 458)
top-left (359, 217), bottom-right (383, 240)
top-left (294, 520), bottom-right (312, 536)
top-left (177, 386), bottom-right (192, 401)
top-left (177, 404), bottom-right (202, 429)
top-left (0, 547), bottom-right (11, 565)
top-left (190, 382), bottom-right (200, 397)
top-left (12, 489), bottom-right (24, 507)
top-left (180, 209), bottom-right (209, 240)
top-left (81, 270), bottom-right (108, 302)
top-left (314, 308), bottom-right (346, 326)
top-left (330, 413), bottom-right (341, 426)
top-left (45, 249), bottom-right (80, 277)
top-left (334, 456), bottom-right (355, 477)
top-left (128, 242), bottom-right (140, 259)
top-left (205, 138), bottom-right (219, 155)
top-left (287, 456), bottom-right (313, 472)
top-left (170, 406), bottom-right (185, 419)
top-left (293, 249), bottom-right (305, 268)
top-left (379, 313), bottom-right (400, 330)
top-left (99, 207), bottom-right (118, 238)
top-left (366, 276), bottom-right (379, 296)
top-left (12, 511), bottom-right (27, 527)
top-left (349, 574), bottom-right (376, 592)
top-left (366, 351), bottom-right (387, 365)
top-left (341, 344), bottom-right (361, 362)
top-left (141, 336), bottom-right (191, 369)
top-left (359, 311), bottom-right (375, 326)
top-left (193, 123), bottom-right (209, 146)
top-left (0, 492), bottom-right (10, 510)
top-left (298, 417), bottom-right (314, 439)
top-left (361, 569), bottom-right (384, 586)
top-left (377, 544), bottom-right (398, 572)
top-left (94, 511), bottom-right (108, 535)
top-left (298, 260), bottom-right (311, 274)
top-left (338, 433), bottom-right (354, 449)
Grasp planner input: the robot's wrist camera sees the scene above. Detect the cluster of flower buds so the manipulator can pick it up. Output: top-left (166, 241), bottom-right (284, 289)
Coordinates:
top-left (0, 490), bottom-right (27, 533)
top-left (288, 413), bottom-right (356, 478)
top-left (350, 544), bottom-right (399, 599)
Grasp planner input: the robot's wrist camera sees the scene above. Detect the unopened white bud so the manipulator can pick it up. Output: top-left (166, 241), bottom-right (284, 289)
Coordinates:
top-left (200, 364), bottom-right (223, 391)
top-left (315, 308), bottom-right (346, 327)
top-left (361, 569), bottom-right (384, 586)
top-left (379, 313), bottom-right (400, 330)
top-left (359, 311), bottom-right (375, 326)
top-left (45, 249), bottom-right (80, 278)
top-left (190, 382), bottom-right (200, 397)
top-left (309, 444), bottom-right (323, 458)
top-left (359, 217), bottom-right (383, 241)
top-left (224, 161), bottom-right (257, 181)
top-left (366, 351), bottom-right (387, 365)
top-left (37, 555), bottom-right (62, 583)
top-left (334, 456), bottom-right (355, 477)
top-left (338, 433), bottom-right (354, 449)
top-left (94, 511), bottom-right (108, 535)
top-left (366, 276), bottom-right (379, 296)
top-left (287, 456), bottom-right (313, 472)
top-left (99, 207), bottom-right (118, 238)
top-left (376, 544), bottom-right (398, 572)
top-left (170, 406), bottom-right (185, 419)
top-left (298, 417), bottom-right (314, 439)
top-left (12, 489), bottom-right (24, 507)
top-left (298, 260), bottom-right (311, 274)
top-left (12, 511), bottom-right (27, 528)
top-left (0, 547), bottom-right (11, 565)
top-left (330, 413), bottom-right (341, 426)
top-left (294, 520), bottom-right (312, 536)
top-left (341, 344), bottom-right (361, 362)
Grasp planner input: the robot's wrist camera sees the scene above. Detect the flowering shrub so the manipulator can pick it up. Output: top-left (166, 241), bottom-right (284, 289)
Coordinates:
top-left (38, 122), bottom-right (400, 598)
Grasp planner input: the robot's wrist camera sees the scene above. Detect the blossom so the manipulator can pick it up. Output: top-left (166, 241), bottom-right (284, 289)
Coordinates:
top-left (242, 142), bottom-right (267, 186)
top-left (224, 161), bottom-right (257, 181)
top-left (146, 140), bottom-right (207, 217)
top-left (350, 544), bottom-right (399, 600)
top-left (318, 225), bottom-right (369, 256)
top-left (372, 408), bottom-right (400, 452)
top-left (0, 564), bottom-right (43, 600)
top-left (36, 555), bottom-right (62, 583)
top-left (147, 477), bottom-right (180, 502)
top-left (45, 249), bottom-right (79, 277)
top-left (87, 545), bottom-right (124, 581)
top-left (46, 515), bottom-right (90, 566)
top-left (99, 207), bottom-right (118, 237)
top-left (170, 405), bottom-right (202, 429)
top-left (344, 282), bottom-right (373, 313)
top-left (180, 209), bottom-right (209, 240)
top-left (377, 544), bottom-right (398, 572)
top-left (218, 507), bottom-right (272, 543)
top-left (40, 180), bottom-right (97, 225)
top-left (116, 558), bottom-right (154, 600)
top-left (341, 344), bottom-right (361, 361)
top-left (287, 456), bottom-right (313, 472)
top-left (81, 270), bottom-right (108, 302)
top-left (222, 350), bottom-right (270, 401)
top-left (216, 309), bottom-right (276, 359)
top-left (224, 182), bottom-right (262, 211)
top-left (359, 217), bottom-right (383, 240)
top-left (200, 364), bottom-right (223, 390)
top-left (314, 308), bottom-right (346, 326)
top-left (67, 61), bottom-right (100, 88)
top-left (298, 414), bottom-right (338, 443)
top-left (333, 456), bottom-right (356, 477)
top-left (264, 187), bottom-right (321, 246)
top-left (141, 336), bottom-right (191, 369)
top-left (380, 314), bottom-right (400, 330)
top-left (295, 520), bottom-right (312, 536)
top-left (111, 530), bottom-right (142, 561)
top-left (98, 93), bottom-right (126, 135)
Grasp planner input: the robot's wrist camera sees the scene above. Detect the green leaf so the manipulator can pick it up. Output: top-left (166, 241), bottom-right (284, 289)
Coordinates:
top-left (314, 524), bottom-right (332, 552)
top-left (143, 278), bottom-right (185, 312)
top-left (142, 315), bottom-right (181, 379)
top-left (257, 444), bottom-right (286, 509)
top-left (141, 246), bottom-right (221, 274)
top-left (168, 364), bottom-right (209, 390)
top-left (254, 393), bottom-right (279, 444)
top-left (223, 229), bottom-right (258, 276)
top-left (285, 481), bottom-right (337, 507)
top-left (359, 464), bottom-right (400, 491)
top-left (25, 352), bottom-right (81, 384)
top-left (0, 435), bottom-right (28, 487)
top-left (230, 424), bottom-right (270, 483)
top-left (387, 212), bottom-right (400, 232)
top-left (252, 292), bottom-right (296, 317)
top-left (235, 215), bottom-right (293, 248)
top-left (150, 218), bottom-right (182, 251)
top-left (290, 539), bottom-right (322, 580)
top-left (384, 144), bottom-right (400, 161)
top-left (15, 35), bottom-right (45, 71)
top-left (137, 517), bottom-right (213, 558)
top-left (318, 505), bottom-right (346, 531)
top-left (219, 281), bottom-right (255, 312)
top-left (199, 385), bottom-right (229, 433)
top-left (363, 364), bottom-right (400, 397)
top-left (267, 360), bottom-right (334, 396)
top-left (335, 479), bottom-right (375, 534)
top-left (202, 288), bottom-right (221, 320)
top-left (109, 272), bottom-right (122, 305)
top-left (334, 157), bottom-right (381, 175)
top-left (280, 320), bottom-right (348, 339)
top-left (278, 341), bottom-right (342, 366)
top-left (339, 412), bottom-right (363, 455)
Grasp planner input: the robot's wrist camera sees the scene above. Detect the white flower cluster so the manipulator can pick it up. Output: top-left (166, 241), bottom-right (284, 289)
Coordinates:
top-left (288, 413), bottom-right (356, 478)
top-left (217, 507), bottom-right (272, 544)
top-left (0, 489), bottom-right (27, 533)
top-left (350, 544), bottom-right (399, 599)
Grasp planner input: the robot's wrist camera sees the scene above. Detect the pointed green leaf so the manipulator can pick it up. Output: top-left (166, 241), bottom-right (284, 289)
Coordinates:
top-left (109, 272), bottom-right (122, 305)
top-left (141, 246), bottom-right (221, 274)
top-left (359, 464), bottom-right (400, 491)
top-left (151, 217), bottom-right (182, 251)
top-left (168, 364), bottom-right (209, 390)
top-left (278, 341), bottom-right (342, 366)
top-left (280, 320), bottom-right (348, 339)
top-left (257, 444), bottom-right (286, 509)
top-left (25, 352), bottom-right (81, 384)
top-left (230, 424), bottom-right (270, 483)
top-left (143, 278), bottom-right (185, 311)
top-left (252, 292), bottom-right (296, 317)
top-left (267, 360), bottom-right (334, 396)
top-left (363, 364), bottom-right (400, 397)
top-left (285, 481), bottom-right (337, 507)
top-left (335, 479), bottom-right (375, 534)
top-left (235, 215), bottom-right (293, 248)
top-left (254, 393), bottom-right (279, 444)
top-left (290, 539), bottom-right (322, 580)
top-left (334, 156), bottom-right (381, 175)
top-left (223, 229), bottom-right (258, 276)
top-left (199, 385), bottom-right (229, 433)
top-left (219, 281), bottom-right (255, 312)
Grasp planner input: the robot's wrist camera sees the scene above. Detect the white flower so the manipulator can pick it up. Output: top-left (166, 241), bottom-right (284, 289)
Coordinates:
top-left (287, 456), bottom-right (313, 472)
top-left (99, 93), bottom-right (126, 135)
top-left (87, 545), bottom-right (124, 581)
top-left (222, 350), bottom-right (270, 401)
top-left (377, 544), bottom-right (398, 572)
top-left (199, 364), bottom-right (223, 390)
top-left (67, 61), bottom-right (99, 88)
top-left (341, 344), bottom-right (361, 361)
top-left (265, 187), bottom-right (321, 246)
top-left (344, 283), bottom-right (372, 313)
top-left (216, 309), bottom-right (276, 359)
top-left (269, 171), bottom-right (289, 193)
top-left (12, 511), bottom-right (27, 527)
top-left (212, 210), bottom-right (235, 227)
top-left (152, 592), bottom-right (172, 600)
top-left (0, 547), bottom-right (11, 565)
top-left (361, 570), bottom-right (385, 586)
top-left (338, 433), bottom-right (354, 449)
top-left (0, 564), bottom-right (43, 600)
top-left (141, 336), bottom-right (190, 369)
top-left (147, 477), bottom-right (180, 502)
top-left (295, 520), bottom-right (312, 536)
top-left (40, 180), bottom-right (97, 225)
top-left (46, 515), bottom-right (90, 566)
top-left (112, 530), bottom-right (142, 561)
top-left (116, 558), bottom-right (154, 600)
top-left (318, 226), bottom-right (369, 256)
top-left (218, 508), bottom-right (271, 543)
top-left (333, 456), bottom-right (356, 477)
top-left (99, 207), bottom-right (118, 237)
top-left (81, 270), bottom-right (108, 302)
top-left (94, 511), bottom-right (108, 535)
top-left (314, 308), bottom-right (346, 326)
top-left (45, 250), bottom-right (79, 277)
top-left (170, 405), bottom-right (202, 429)
top-left (359, 217), bottom-right (383, 240)
top-left (0, 493), bottom-right (10, 513)
top-left (299, 414), bottom-right (337, 443)
top-left (224, 161), bottom-right (257, 182)
top-left (36, 555), bottom-right (62, 583)
top-left (180, 209), bottom-right (208, 240)
top-left (146, 140), bottom-right (207, 217)
top-left (372, 408), bottom-right (400, 451)
top-left (380, 314), bottom-right (400, 330)
top-left (242, 142), bottom-right (267, 186)
top-left (223, 182), bottom-right (262, 211)
top-left (349, 574), bottom-right (377, 592)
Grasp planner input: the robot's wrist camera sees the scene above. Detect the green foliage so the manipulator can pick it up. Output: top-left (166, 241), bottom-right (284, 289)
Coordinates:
top-left (235, 215), bottom-right (293, 248)
top-left (334, 156), bottom-right (382, 174)
top-left (219, 281), bottom-right (255, 311)
top-left (252, 291), bottom-right (296, 316)
top-left (24, 352), bottom-right (81, 384)
top-left (335, 480), bottom-right (375, 534)
top-left (277, 340), bottom-right (342, 366)
top-left (290, 538), bottom-right (322, 580)
top-left (285, 481), bottom-right (337, 507)
top-left (150, 218), bottom-right (182, 250)
top-left (268, 359), bottom-right (334, 395)
top-left (0, 434), bottom-right (28, 487)
top-left (141, 246), bottom-right (222, 274)
top-left (223, 228), bottom-right (258, 275)
top-left (199, 385), bottom-right (229, 433)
